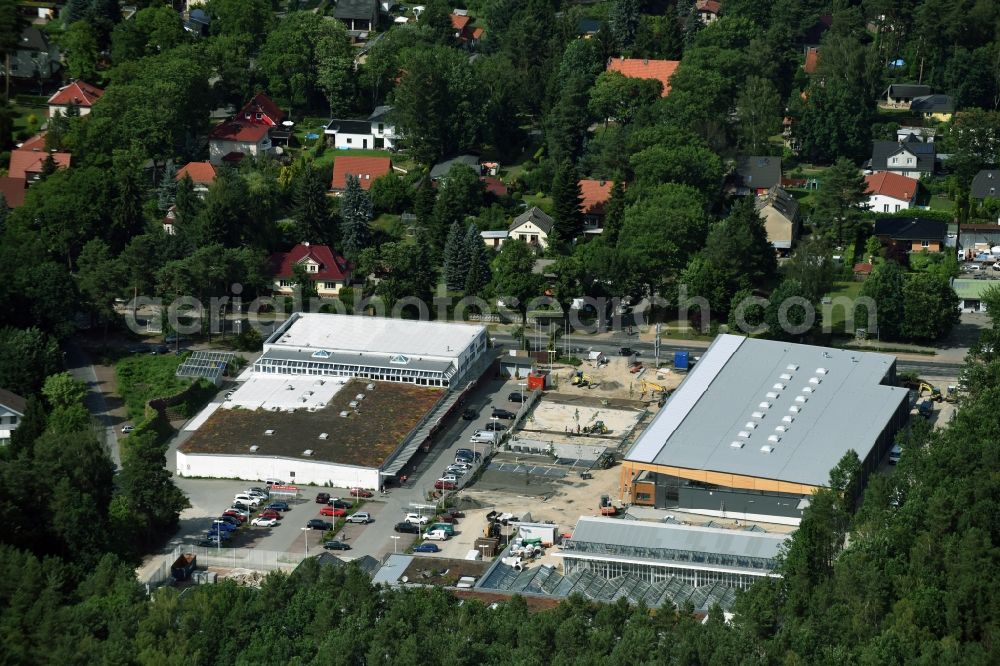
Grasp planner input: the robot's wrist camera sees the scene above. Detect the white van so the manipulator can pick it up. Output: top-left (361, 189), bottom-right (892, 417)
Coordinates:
top-left (470, 430), bottom-right (500, 444)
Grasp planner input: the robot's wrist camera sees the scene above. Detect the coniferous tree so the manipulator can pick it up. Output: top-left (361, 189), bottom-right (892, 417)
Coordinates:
top-left (0, 192), bottom-right (8, 235)
top-left (602, 179), bottom-right (626, 243)
top-left (464, 224), bottom-right (491, 296)
top-left (39, 153), bottom-right (58, 180)
top-left (292, 165), bottom-right (332, 243)
top-left (157, 160), bottom-right (177, 212)
top-left (551, 159), bottom-right (583, 244)
top-left (608, 0), bottom-right (640, 52)
top-left (173, 175), bottom-right (201, 230)
top-left (340, 175), bottom-right (373, 260)
top-left (443, 220), bottom-right (467, 291)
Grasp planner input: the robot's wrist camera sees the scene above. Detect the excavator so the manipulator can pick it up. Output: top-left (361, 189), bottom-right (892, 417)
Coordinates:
top-left (581, 420), bottom-right (609, 435)
top-left (918, 382), bottom-right (943, 402)
top-left (572, 371), bottom-right (596, 388)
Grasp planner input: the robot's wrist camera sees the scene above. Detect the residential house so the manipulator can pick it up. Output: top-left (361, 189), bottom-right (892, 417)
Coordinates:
top-left (9, 26), bottom-right (60, 81)
top-left (333, 0), bottom-right (379, 38)
top-left (803, 47), bottom-right (820, 74)
top-left (959, 224), bottom-right (1000, 260)
top-left (184, 8), bottom-right (211, 36)
top-left (8, 134), bottom-right (70, 184)
top-left (430, 154), bottom-right (480, 180)
top-left (754, 186), bottom-right (800, 255)
top-left (864, 171), bottom-right (920, 213)
top-left (0, 177), bottom-right (27, 209)
top-left (605, 57), bottom-right (680, 97)
top-left (971, 170), bottom-right (1000, 202)
top-left (695, 0), bottom-right (721, 24)
top-left (237, 93), bottom-right (286, 126)
top-left (897, 126), bottom-right (935, 143)
top-left (883, 84), bottom-right (931, 109)
top-left (324, 107), bottom-right (398, 150)
top-left (330, 156), bottom-right (392, 193)
top-left (508, 207), bottom-right (553, 249)
top-left (874, 217), bottom-right (946, 254)
top-left (734, 156), bottom-right (782, 195)
top-left (208, 120), bottom-right (272, 165)
top-left (870, 136), bottom-right (935, 178)
top-left (270, 242), bottom-right (352, 297)
top-left (577, 18), bottom-right (601, 38)
top-left (0, 389), bottom-right (26, 446)
top-left (176, 161), bottom-right (217, 196)
top-left (450, 11), bottom-right (482, 44)
top-left (47, 80), bottom-right (104, 117)
top-left (482, 176), bottom-right (508, 199)
top-left (163, 205), bottom-right (178, 235)
top-left (579, 178), bottom-right (614, 233)
top-left (911, 94), bottom-right (954, 122)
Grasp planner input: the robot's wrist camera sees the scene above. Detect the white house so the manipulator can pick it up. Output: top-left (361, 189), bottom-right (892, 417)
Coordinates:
top-left (324, 106), bottom-right (398, 150)
top-left (47, 80), bottom-right (104, 117)
top-left (0, 389), bottom-right (26, 446)
top-left (864, 172), bottom-right (920, 213)
top-left (508, 207), bottom-right (553, 249)
top-left (208, 120), bottom-right (272, 165)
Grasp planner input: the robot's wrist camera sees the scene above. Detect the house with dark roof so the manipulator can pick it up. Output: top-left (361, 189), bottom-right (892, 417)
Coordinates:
top-left (606, 57), bottom-right (680, 97)
top-left (333, 0), bottom-right (379, 38)
top-left (734, 156), bottom-right (782, 195)
top-left (184, 8), bottom-right (211, 37)
top-left (330, 156), bottom-right (392, 193)
top-left (874, 217), bottom-right (946, 254)
top-left (430, 154), bottom-right (480, 180)
top-left (754, 186), bottom-right (800, 255)
top-left (864, 172), bottom-right (920, 213)
top-left (47, 81), bottom-right (104, 117)
top-left (0, 388), bottom-right (27, 445)
top-left (911, 94), bottom-right (954, 122)
top-left (971, 170), bottom-right (1000, 201)
top-left (883, 84), bottom-right (931, 108)
top-left (509, 207), bottom-right (553, 249)
top-left (576, 18), bottom-right (601, 38)
top-left (270, 243), bottom-right (353, 297)
top-left (324, 107), bottom-right (398, 150)
top-left (10, 26), bottom-right (60, 81)
top-left (870, 136), bottom-right (935, 178)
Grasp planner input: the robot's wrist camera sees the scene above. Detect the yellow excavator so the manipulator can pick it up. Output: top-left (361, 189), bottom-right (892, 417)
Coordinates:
top-left (918, 382), bottom-right (943, 402)
top-left (641, 379), bottom-right (668, 395)
top-left (572, 371), bottom-right (595, 387)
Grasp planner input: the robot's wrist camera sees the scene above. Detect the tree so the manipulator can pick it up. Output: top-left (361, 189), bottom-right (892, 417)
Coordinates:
top-left (856, 260), bottom-right (905, 341)
top-left (492, 239), bottom-right (544, 322)
top-left (76, 238), bottom-right (122, 327)
top-left (797, 79), bottom-right (873, 163)
top-left (369, 173), bottom-right (411, 214)
top-left (432, 165), bottom-right (484, 248)
top-left (589, 71), bottom-right (661, 125)
top-left (737, 75), bottom-right (781, 153)
top-left (340, 175), bottom-right (373, 260)
top-left (0, 327), bottom-right (62, 396)
top-left (464, 225), bottom-right (491, 296)
top-left (901, 273), bottom-right (960, 342)
top-left (628, 143), bottom-right (723, 197)
top-left (110, 6), bottom-right (185, 63)
top-left (602, 179), bottom-right (626, 244)
top-left (783, 237), bottom-right (836, 303)
top-left (60, 19), bottom-right (100, 81)
top-left (196, 166), bottom-right (250, 247)
top-left (443, 220), bottom-right (469, 291)
top-left (157, 160), bottom-right (177, 212)
top-left (812, 157), bottom-right (868, 245)
top-left (728, 287), bottom-right (766, 333)
top-left (0, 0), bottom-right (27, 98)
top-left (765, 278), bottom-right (817, 340)
top-left (419, 0), bottom-right (455, 44)
top-left (369, 240), bottom-right (435, 309)
top-left (292, 164), bottom-right (332, 244)
top-left (291, 262), bottom-right (318, 302)
top-left (550, 160), bottom-right (583, 245)
top-left (315, 29), bottom-right (355, 117)
top-left (205, 0), bottom-right (272, 40)
top-left (608, 0), bottom-right (640, 51)
top-left (939, 110), bottom-right (1000, 188)
top-left (41, 373), bottom-right (87, 410)
top-left (39, 153), bottom-right (58, 180)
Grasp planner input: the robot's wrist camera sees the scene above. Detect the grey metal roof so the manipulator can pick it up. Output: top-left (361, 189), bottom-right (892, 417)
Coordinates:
top-left (567, 517), bottom-right (787, 563)
top-left (871, 138), bottom-right (935, 173)
top-left (755, 185), bottom-right (799, 221)
top-left (735, 156), bottom-right (781, 189)
top-left (510, 206), bottom-right (554, 235)
top-left (627, 335), bottom-right (908, 487)
top-left (885, 84), bottom-right (930, 99)
top-left (430, 155), bottom-right (480, 179)
top-left (325, 119), bottom-right (372, 135)
top-left (333, 0), bottom-right (377, 20)
top-left (971, 170), bottom-right (1000, 199)
top-left (371, 554), bottom-right (414, 585)
top-left (368, 105), bottom-right (393, 123)
top-left (257, 348), bottom-right (455, 375)
top-left (0, 388), bottom-right (26, 415)
top-left (911, 94), bottom-right (954, 113)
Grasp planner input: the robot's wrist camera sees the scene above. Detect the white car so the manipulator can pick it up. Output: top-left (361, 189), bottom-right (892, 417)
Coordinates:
top-left (251, 517), bottom-right (278, 527)
top-left (264, 478), bottom-right (285, 486)
top-left (233, 494), bottom-right (261, 507)
top-left (444, 466), bottom-right (467, 476)
top-left (121, 424), bottom-right (135, 434)
top-left (346, 512), bottom-right (371, 524)
top-left (405, 513), bottom-right (430, 525)
top-left (440, 474), bottom-right (458, 484)
top-left (423, 529), bottom-right (449, 541)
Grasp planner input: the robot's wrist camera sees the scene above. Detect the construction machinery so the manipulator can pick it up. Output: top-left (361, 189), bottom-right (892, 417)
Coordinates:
top-left (581, 420), bottom-right (609, 435)
top-left (599, 495), bottom-right (618, 516)
top-left (641, 379), bottom-right (668, 395)
top-left (572, 371), bottom-right (596, 387)
top-left (918, 383), bottom-right (943, 402)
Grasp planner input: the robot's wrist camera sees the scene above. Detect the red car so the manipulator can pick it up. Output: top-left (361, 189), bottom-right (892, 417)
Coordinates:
top-left (222, 510), bottom-right (247, 523)
top-left (349, 488), bottom-right (374, 498)
top-left (320, 506), bottom-right (347, 517)
top-left (434, 480), bottom-right (456, 490)
top-left (259, 510), bottom-right (282, 521)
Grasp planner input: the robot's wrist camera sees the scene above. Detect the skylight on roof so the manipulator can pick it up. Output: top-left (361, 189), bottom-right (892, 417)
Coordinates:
top-left (786, 364), bottom-right (798, 371)
top-left (758, 402), bottom-right (771, 409)
top-left (809, 377), bottom-right (822, 384)
top-left (731, 441), bottom-right (745, 449)
top-left (760, 445), bottom-right (774, 453)
top-left (772, 383), bottom-right (785, 390)
top-left (779, 373), bottom-right (792, 380)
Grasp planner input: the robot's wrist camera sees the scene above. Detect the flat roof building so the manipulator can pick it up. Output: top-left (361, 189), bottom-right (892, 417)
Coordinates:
top-left (256, 313), bottom-right (489, 388)
top-left (624, 335), bottom-right (910, 524)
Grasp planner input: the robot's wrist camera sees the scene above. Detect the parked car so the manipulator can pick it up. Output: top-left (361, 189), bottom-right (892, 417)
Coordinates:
top-left (439, 474), bottom-right (458, 484)
top-left (320, 506), bottom-right (347, 517)
top-left (217, 515), bottom-right (241, 526)
top-left (349, 488), bottom-right (374, 498)
top-left (265, 501), bottom-right (290, 512)
top-left (445, 508), bottom-right (465, 518)
top-left (461, 408), bottom-right (478, 420)
top-left (251, 517), bottom-right (278, 527)
top-left (247, 489), bottom-right (269, 499)
top-left (618, 347), bottom-right (633, 356)
top-left (231, 502), bottom-right (253, 512)
top-left (413, 542), bottom-right (440, 553)
top-left (444, 466), bottom-right (467, 476)
top-left (259, 509), bottom-right (282, 521)
top-left (223, 509), bottom-right (247, 522)
top-left (435, 479), bottom-right (457, 490)
top-left (121, 424), bottom-right (135, 434)
top-left (508, 391), bottom-right (527, 403)
top-left (264, 478), bottom-right (285, 486)
top-left (164, 334), bottom-right (186, 344)
top-left (484, 422), bottom-right (506, 432)
top-left (306, 519), bottom-right (333, 531)
top-left (323, 540), bottom-right (351, 551)
top-left (436, 513), bottom-right (456, 524)
top-left (233, 494), bottom-right (260, 507)
top-left (404, 513), bottom-right (430, 525)
top-left (394, 522), bottom-right (420, 534)
top-left (346, 512), bottom-right (371, 524)
top-left (491, 408), bottom-right (515, 420)
top-left (315, 492), bottom-right (331, 504)
top-left (424, 529), bottom-right (449, 541)
top-left (210, 520), bottom-right (237, 532)
top-left (150, 344), bottom-right (169, 355)
top-left (451, 462), bottom-right (472, 471)
top-left (328, 498), bottom-right (354, 509)
top-left (470, 431), bottom-right (499, 444)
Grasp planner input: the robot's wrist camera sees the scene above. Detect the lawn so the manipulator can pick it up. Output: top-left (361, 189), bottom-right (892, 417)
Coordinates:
top-left (821, 281), bottom-right (863, 334)
top-left (115, 353), bottom-right (191, 420)
top-left (929, 195), bottom-right (955, 212)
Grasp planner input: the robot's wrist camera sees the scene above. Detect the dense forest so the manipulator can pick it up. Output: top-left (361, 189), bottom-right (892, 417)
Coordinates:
top-left (0, 0), bottom-right (998, 663)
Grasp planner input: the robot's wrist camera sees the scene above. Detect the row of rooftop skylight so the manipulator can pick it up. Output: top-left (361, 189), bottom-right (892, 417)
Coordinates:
top-left (730, 364), bottom-right (829, 454)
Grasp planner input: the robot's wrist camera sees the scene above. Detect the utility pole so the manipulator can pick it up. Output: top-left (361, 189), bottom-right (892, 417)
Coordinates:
top-left (654, 323), bottom-right (661, 368)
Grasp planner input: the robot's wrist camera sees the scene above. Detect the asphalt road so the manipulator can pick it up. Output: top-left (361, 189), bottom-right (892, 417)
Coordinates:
top-left (64, 340), bottom-right (121, 468)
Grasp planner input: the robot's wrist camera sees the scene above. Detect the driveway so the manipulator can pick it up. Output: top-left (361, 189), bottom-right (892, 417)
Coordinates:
top-left (63, 340), bottom-right (122, 468)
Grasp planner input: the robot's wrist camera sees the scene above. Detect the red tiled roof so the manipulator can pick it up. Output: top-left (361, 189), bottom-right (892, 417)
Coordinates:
top-left (331, 156), bottom-right (392, 191)
top-left (47, 80), bottom-right (104, 107)
top-left (238, 93), bottom-right (286, 126)
top-left (471, 27), bottom-right (484, 39)
top-left (269, 243), bottom-right (351, 282)
top-left (0, 176), bottom-right (26, 208)
top-left (8, 148), bottom-right (71, 179)
top-left (865, 171), bottom-right (919, 202)
top-left (579, 179), bottom-right (614, 215)
top-left (606, 58), bottom-right (680, 96)
top-left (451, 14), bottom-right (471, 31)
top-left (176, 161), bottom-right (217, 185)
top-left (481, 176), bottom-right (508, 197)
top-left (17, 133), bottom-right (46, 151)
top-left (804, 47), bottom-right (820, 74)
top-left (696, 0), bottom-right (721, 14)
top-left (209, 120), bottom-right (271, 142)
top-left (853, 262), bottom-right (873, 274)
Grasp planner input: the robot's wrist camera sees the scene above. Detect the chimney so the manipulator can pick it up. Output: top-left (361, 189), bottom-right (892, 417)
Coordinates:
top-left (303, 241), bottom-right (310, 247)
top-left (599, 179), bottom-right (606, 186)
top-left (643, 59), bottom-right (649, 65)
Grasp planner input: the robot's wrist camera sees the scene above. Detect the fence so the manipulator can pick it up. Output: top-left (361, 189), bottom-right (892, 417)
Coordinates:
top-left (141, 544), bottom-right (310, 590)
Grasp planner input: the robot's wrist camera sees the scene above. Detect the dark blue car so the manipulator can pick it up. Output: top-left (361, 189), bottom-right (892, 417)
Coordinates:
top-left (413, 542), bottom-right (440, 553)
top-left (266, 501), bottom-right (290, 512)
top-left (211, 520), bottom-right (237, 532)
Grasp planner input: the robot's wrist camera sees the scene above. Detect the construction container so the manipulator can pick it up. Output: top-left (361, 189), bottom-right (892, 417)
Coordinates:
top-left (526, 373), bottom-right (545, 391)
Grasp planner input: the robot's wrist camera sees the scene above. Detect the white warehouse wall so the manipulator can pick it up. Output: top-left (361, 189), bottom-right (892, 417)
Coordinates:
top-left (176, 451), bottom-right (381, 489)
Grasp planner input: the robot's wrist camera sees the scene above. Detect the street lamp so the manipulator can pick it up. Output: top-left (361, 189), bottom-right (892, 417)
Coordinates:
top-left (519, 381), bottom-right (527, 405)
top-left (479, 544), bottom-right (490, 561)
top-left (301, 527), bottom-right (310, 557)
top-left (390, 535), bottom-right (400, 554)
